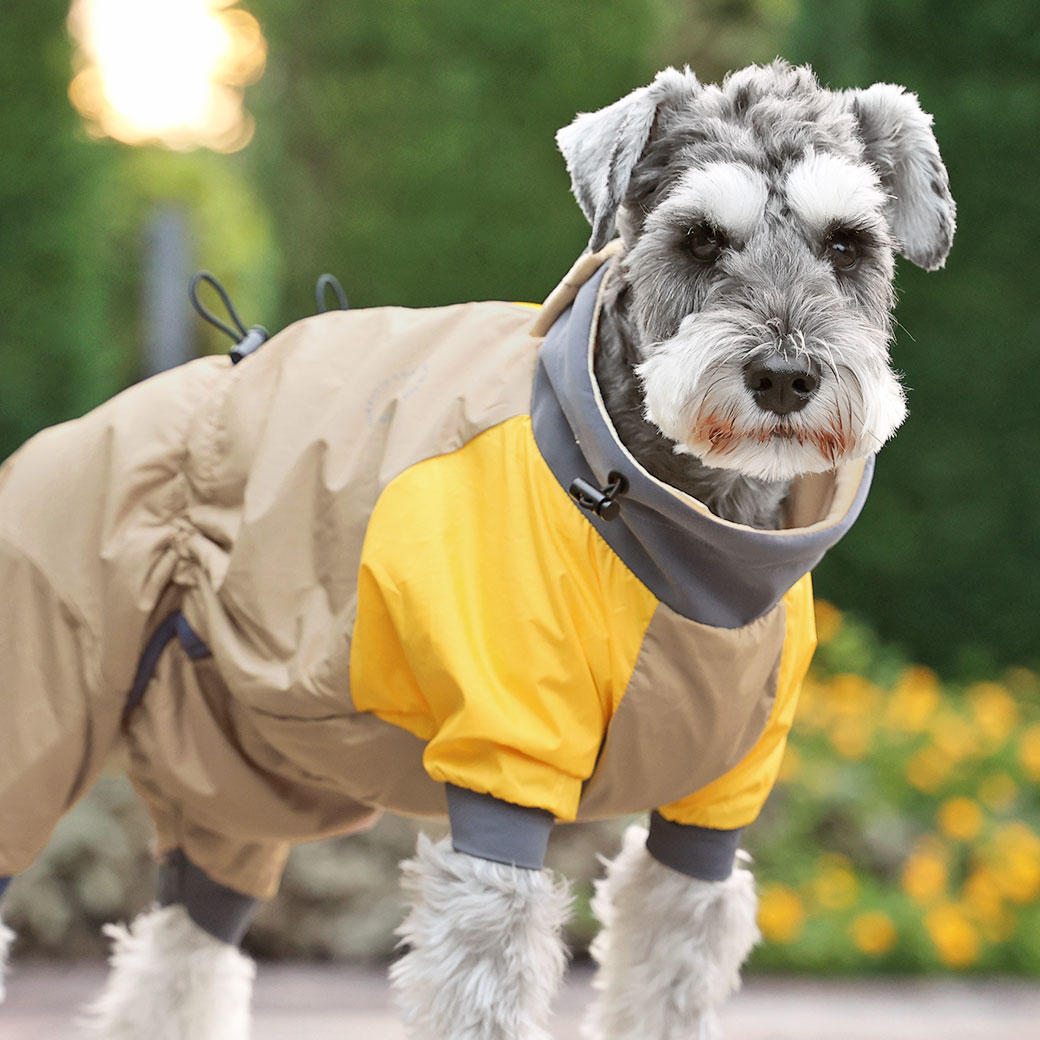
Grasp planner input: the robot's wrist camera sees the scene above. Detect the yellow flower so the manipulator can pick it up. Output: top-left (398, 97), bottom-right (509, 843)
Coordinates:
top-left (962, 869), bottom-right (1003, 922)
top-left (961, 869), bottom-right (1015, 941)
top-left (901, 848), bottom-right (948, 905)
top-left (1019, 725), bottom-right (1040, 782)
top-left (829, 714), bottom-right (872, 760)
top-left (925, 903), bottom-right (981, 968)
top-left (931, 712), bottom-right (979, 762)
top-left (814, 600), bottom-right (843, 644)
top-left (758, 884), bottom-right (806, 944)
top-left (905, 746), bottom-right (953, 793)
top-left (809, 856), bottom-right (860, 910)
top-left (984, 823), bottom-right (1040, 903)
top-left (885, 666), bottom-right (940, 733)
top-left (1001, 853), bottom-right (1040, 903)
top-left (967, 683), bottom-right (1020, 748)
top-left (830, 673), bottom-right (881, 716)
top-left (978, 772), bottom-right (1018, 813)
top-left (937, 797), bottom-right (984, 841)
top-left (850, 911), bottom-right (898, 955)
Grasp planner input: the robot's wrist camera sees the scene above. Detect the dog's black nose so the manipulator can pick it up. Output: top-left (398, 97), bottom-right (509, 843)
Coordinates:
top-left (743, 355), bottom-right (821, 416)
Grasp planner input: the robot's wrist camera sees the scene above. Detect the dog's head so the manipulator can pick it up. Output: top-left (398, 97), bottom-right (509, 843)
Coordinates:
top-left (557, 61), bottom-right (955, 482)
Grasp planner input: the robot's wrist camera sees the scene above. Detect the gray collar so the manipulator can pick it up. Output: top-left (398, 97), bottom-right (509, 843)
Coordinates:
top-left (530, 260), bottom-right (874, 628)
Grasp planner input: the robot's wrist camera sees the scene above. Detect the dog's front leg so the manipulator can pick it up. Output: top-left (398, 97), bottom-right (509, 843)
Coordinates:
top-left (391, 788), bottom-right (572, 1040)
top-left (80, 905), bottom-right (255, 1040)
top-left (81, 850), bottom-right (260, 1039)
top-left (0, 877), bottom-right (13, 1004)
top-left (584, 822), bottom-right (760, 1040)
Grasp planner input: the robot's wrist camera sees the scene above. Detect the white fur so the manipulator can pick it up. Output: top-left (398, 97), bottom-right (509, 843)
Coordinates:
top-left (583, 825), bottom-right (760, 1040)
top-left (0, 917), bottom-right (14, 1004)
top-left (391, 834), bottom-right (572, 1040)
top-left (785, 151), bottom-right (887, 234)
top-left (639, 310), bottom-right (907, 482)
top-left (656, 163), bottom-right (770, 242)
top-left (80, 905), bottom-right (255, 1040)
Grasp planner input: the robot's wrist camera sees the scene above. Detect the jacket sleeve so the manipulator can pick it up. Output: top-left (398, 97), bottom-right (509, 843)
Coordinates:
top-left (654, 578), bottom-right (815, 832)
top-left (645, 812), bottom-right (744, 880)
top-left (446, 785), bottom-right (554, 869)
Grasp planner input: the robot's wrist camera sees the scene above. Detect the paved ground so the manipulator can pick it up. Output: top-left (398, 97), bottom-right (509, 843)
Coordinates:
top-left (2, 962), bottom-right (1039, 1038)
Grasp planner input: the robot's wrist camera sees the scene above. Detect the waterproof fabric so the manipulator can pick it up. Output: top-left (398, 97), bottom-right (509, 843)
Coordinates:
top-left (0, 249), bottom-right (871, 900)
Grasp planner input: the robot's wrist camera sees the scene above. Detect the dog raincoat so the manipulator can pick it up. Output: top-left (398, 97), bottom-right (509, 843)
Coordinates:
top-left (0, 249), bottom-right (872, 904)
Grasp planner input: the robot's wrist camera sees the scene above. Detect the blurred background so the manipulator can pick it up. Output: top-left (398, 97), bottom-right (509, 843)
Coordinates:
top-left (1, 0), bottom-right (1038, 976)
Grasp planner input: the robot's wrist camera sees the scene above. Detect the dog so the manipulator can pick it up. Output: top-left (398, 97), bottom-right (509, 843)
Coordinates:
top-left (0, 60), bottom-right (954, 1039)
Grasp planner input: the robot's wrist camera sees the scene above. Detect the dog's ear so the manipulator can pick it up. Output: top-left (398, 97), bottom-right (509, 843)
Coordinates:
top-left (557, 67), bottom-right (701, 253)
top-left (843, 83), bottom-right (956, 271)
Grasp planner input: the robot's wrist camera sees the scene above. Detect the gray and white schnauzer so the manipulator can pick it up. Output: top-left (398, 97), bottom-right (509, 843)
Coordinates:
top-left (0, 60), bottom-right (953, 1039)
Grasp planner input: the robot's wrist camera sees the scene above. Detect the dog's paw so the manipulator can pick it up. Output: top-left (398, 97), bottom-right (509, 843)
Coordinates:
top-left (583, 825), bottom-right (757, 1040)
top-left (80, 905), bottom-right (254, 1039)
top-left (0, 919), bottom-right (15, 1004)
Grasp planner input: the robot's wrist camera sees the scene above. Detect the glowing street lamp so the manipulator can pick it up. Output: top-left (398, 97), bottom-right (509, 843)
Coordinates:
top-left (67, 0), bottom-right (266, 153)
top-left (66, 2), bottom-right (268, 376)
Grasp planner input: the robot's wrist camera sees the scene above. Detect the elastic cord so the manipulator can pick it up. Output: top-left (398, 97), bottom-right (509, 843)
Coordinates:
top-left (189, 271), bottom-right (249, 343)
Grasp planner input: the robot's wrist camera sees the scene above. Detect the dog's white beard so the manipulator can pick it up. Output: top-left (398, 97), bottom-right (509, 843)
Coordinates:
top-left (583, 825), bottom-right (760, 1040)
top-left (639, 326), bottom-right (906, 482)
top-left (81, 905), bottom-right (255, 1040)
top-left (391, 834), bottom-right (572, 1040)
top-left (0, 915), bottom-right (14, 1004)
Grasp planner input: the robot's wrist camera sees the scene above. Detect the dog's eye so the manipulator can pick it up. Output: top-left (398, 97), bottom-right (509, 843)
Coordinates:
top-left (686, 224), bottom-right (727, 264)
top-left (825, 229), bottom-right (861, 270)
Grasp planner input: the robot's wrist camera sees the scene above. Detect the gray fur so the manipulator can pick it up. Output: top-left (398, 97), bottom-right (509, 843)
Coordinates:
top-left (843, 83), bottom-right (957, 270)
top-left (583, 826), bottom-right (760, 1040)
top-left (557, 67), bottom-right (701, 254)
top-left (559, 60), bottom-right (956, 527)
top-left (391, 835), bottom-right (572, 1040)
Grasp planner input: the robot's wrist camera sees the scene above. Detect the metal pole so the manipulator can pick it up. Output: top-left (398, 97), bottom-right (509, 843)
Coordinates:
top-left (143, 204), bottom-right (195, 377)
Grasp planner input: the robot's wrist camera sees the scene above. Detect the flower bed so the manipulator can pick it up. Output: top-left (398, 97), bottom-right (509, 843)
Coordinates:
top-left (747, 603), bottom-right (1040, 973)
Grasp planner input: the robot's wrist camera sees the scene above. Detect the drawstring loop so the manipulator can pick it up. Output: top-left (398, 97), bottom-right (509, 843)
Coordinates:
top-left (189, 271), bottom-right (269, 364)
top-left (315, 273), bottom-right (349, 313)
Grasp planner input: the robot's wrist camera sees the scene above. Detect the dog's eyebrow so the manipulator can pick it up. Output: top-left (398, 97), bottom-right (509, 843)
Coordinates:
top-left (784, 152), bottom-right (887, 232)
top-left (655, 162), bottom-right (768, 240)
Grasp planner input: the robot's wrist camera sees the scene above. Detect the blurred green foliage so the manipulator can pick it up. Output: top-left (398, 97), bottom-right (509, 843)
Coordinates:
top-left (1, 1), bottom-right (1037, 673)
top-left (243, 0), bottom-right (681, 323)
top-left (784, 1), bottom-right (1040, 675)
top-left (0, 3), bottom-right (127, 454)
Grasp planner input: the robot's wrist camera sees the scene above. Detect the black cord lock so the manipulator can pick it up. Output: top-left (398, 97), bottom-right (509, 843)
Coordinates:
top-left (569, 470), bottom-right (629, 522)
top-left (189, 271), bottom-right (269, 365)
top-left (188, 269), bottom-right (350, 367)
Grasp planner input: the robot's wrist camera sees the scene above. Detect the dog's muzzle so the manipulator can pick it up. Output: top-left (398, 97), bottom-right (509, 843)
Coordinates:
top-left (742, 353), bottom-right (821, 417)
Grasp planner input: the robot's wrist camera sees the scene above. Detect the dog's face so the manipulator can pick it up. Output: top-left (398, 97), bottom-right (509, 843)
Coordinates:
top-left (558, 62), bottom-right (956, 482)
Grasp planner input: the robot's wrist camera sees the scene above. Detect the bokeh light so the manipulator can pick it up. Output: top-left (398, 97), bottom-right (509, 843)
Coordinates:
top-left (67, 0), bottom-right (267, 152)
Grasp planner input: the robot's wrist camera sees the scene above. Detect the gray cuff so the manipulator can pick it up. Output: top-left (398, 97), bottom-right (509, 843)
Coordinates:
top-left (446, 784), bottom-right (554, 870)
top-left (646, 811), bottom-right (743, 881)
top-left (0, 876), bottom-right (10, 900)
top-left (158, 849), bottom-right (260, 946)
